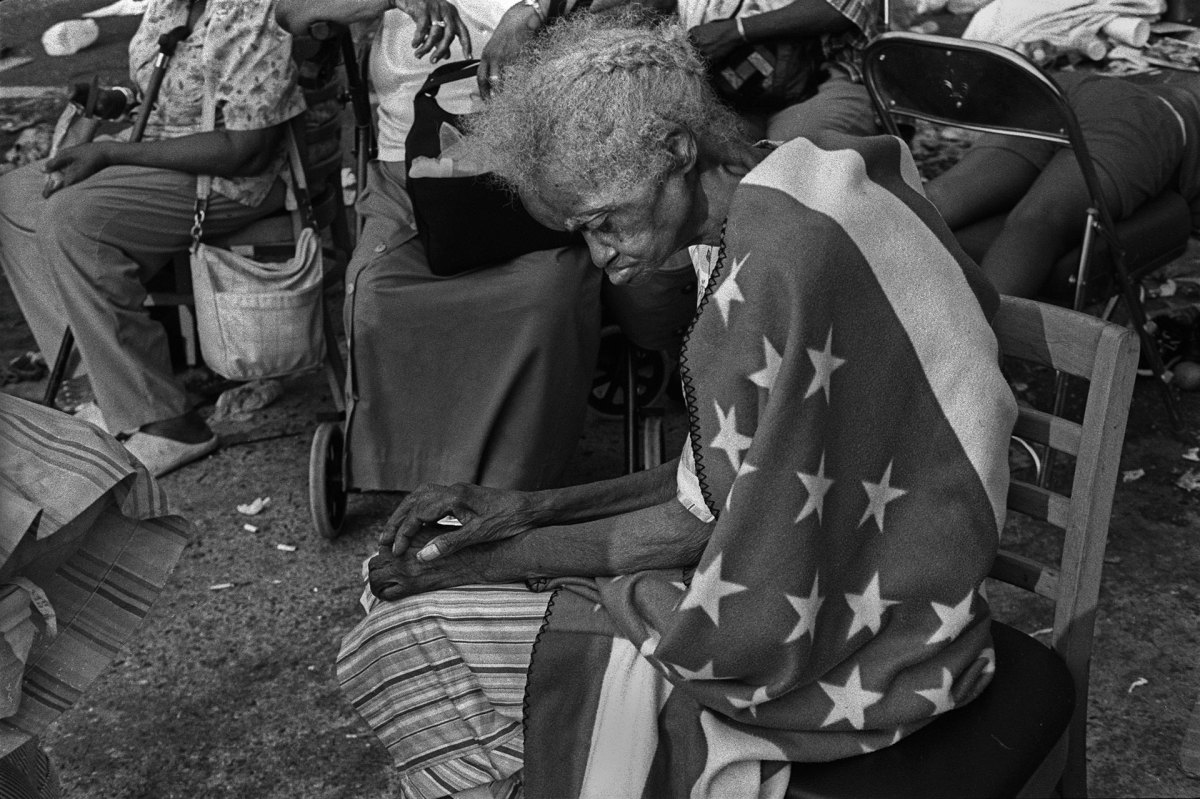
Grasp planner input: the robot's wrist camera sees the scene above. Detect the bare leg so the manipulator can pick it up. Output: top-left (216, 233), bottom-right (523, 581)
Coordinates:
top-left (975, 149), bottom-right (1114, 298)
top-left (924, 147), bottom-right (1042, 230)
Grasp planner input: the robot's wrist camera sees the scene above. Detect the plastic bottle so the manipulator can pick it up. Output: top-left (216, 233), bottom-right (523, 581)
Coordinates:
top-left (41, 19), bottom-right (100, 57)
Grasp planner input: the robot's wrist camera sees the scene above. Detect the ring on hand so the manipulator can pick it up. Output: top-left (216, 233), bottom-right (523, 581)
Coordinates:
top-left (431, 19), bottom-right (447, 27)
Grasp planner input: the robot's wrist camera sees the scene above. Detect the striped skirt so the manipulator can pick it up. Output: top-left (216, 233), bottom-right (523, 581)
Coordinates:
top-left (336, 585), bottom-right (549, 799)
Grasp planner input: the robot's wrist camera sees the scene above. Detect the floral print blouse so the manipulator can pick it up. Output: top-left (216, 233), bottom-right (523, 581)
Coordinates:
top-left (129, 0), bottom-right (306, 206)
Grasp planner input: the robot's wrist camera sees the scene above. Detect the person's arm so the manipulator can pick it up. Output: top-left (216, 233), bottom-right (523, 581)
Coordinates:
top-left (277, 0), bottom-right (472, 61)
top-left (370, 489), bottom-right (712, 600)
top-left (689, 0), bottom-right (856, 66)
top-left (382, 459), bottom-right (680, 559)
top-left (41, 124), bottom-right (285, 198)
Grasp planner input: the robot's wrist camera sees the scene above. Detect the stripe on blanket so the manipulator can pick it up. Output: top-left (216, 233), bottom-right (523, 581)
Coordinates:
top-left (579, 638), bottom-right (674, 798)
top-left (743, 137), bottom-right (1013, 532)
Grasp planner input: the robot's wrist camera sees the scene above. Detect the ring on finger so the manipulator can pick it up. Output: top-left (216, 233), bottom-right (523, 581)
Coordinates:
top-left (431, 19), bottom-right (447, 27)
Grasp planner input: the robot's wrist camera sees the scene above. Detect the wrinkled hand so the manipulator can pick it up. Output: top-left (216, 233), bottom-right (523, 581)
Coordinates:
top-left (394, 0), bottom-right (472, 62)
top-left (380, 482), bottom-right (541, 561)
top-left (42, 141), bottom-right (112, 198)
top-left (368, 529), bottom-right (489, 600)
top-left (477, 2), bottom-right (541, 98)
top-left (688, 19), bottom-right (743, 67)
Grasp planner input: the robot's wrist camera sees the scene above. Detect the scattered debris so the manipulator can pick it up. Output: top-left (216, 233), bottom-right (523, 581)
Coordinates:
top-left (242, 524), bottom-right (258, 533)
top-left (210, 379), bottom-right (283, 423)
top-left (3, 125), bottom-right (52, 169)
top-left (236, 497), bottom-right (271, 516)
top-left (1, 352), bottom-right (47, 386)
top-left (1177, 468), bottom-right (1200, 492)
top-left (276, 543), bottom-right (297, 552)
top-left (208, 583), bottom-right (235, 591)
top-left (1122, 468), bottom-right (1145, 483)
top-left (0, 55), bottom-right (32, 75)
top-left (1128, 677), bottom-right (1149, 694)
top-left (1183, 448), bottom-right (1200, 462)
top-left (1104, 554), bottom-right (1122, 565)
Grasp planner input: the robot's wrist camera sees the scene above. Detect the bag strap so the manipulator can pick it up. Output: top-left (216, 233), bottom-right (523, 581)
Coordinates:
top-left (284, 119), bottom-right (318, 235)
top-left (191, 66), bottom-right (217, 253)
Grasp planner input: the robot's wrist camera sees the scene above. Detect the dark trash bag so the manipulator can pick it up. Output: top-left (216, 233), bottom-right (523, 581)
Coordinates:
top-left (404, 59), bottom-right (580, 276)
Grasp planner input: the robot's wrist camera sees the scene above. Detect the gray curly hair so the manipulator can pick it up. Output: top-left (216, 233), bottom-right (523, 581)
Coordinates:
top-left (464, 12), bottom-right (745, 203)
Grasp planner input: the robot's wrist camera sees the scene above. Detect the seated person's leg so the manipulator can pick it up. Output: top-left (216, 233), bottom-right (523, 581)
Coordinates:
top-left (763, 67), bottom-right (877, 142)
top-left (344, 161), bottom-right (602, 492)
top-left (35, 165), bottom-right (280, 447)
top-left (0, 162), bottom-right (77, 372)
top-left (336, 585), bottom-right (548, 797)
top-left (977, 148), bottom-right (1121, 298)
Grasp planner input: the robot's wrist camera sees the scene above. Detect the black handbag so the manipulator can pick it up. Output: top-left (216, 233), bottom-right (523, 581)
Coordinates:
top-left (405, 59), bottom-right (580, 276)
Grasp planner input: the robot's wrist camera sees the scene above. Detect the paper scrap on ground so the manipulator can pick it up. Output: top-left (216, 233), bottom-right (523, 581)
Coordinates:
top-left (237, 497), bottom-right (271, 515)
top-left (1122, 468), bottom-right (1145, 483)
top-left (209, 583), bottom-right (235, 591)
top-left (276, 543), bottom-right (297, 552)
top-left (1183, 447), bottom-right (1200, 462)
top-left (242, 524), bottom-right (258, 533)
top-left (1177, 468), bottom-right (1200, 491)
top-left (1128, 677), bottom-right (1149, 693)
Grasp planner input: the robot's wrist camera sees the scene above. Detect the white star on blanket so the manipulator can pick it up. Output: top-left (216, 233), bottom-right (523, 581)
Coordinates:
top-left (710, 400), bottom-right (752, 472)
top-left (927, 590), bottom-right (977, 645)
top-left (915, 667), bottom-right (957, 715)
top-left (859, 460), bottom-right (907, 531)
top-left (795, 453), bottom-right (834, 524)
top-left (712, 253), bottom-right (748, 325)
top-left (749, 335), bottom-right (783, 391)
top-left (679, 553), bottom-right (748, 627)
top-left (785, 574), bottom-right (824, 644)
top-left (819, 665), bottom-right (884, 730)
top-left (805, 327), bottom-right (845, 402)
top-left (845, 572), bottom-right (900, 639)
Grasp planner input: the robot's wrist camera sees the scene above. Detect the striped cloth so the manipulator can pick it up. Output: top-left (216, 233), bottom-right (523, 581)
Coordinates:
top-left (336, 584), bottom-right (550, 799)
top-left (0, 739), bottom-right (58, 799)
top-left (524, 133), bottom-right (1017, 799)
top-left (0, 394), bottom-right (192, 761)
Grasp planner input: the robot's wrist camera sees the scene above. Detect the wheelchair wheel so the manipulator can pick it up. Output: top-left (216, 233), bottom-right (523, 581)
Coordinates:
top-left (589, 326), bottom-right (669, 418)
top-left (308, 421), bottom-right (347, 539)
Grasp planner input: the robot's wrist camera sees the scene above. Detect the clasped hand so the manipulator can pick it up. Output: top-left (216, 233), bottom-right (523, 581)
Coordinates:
top-left (368, 483), bottom-right (540, 600)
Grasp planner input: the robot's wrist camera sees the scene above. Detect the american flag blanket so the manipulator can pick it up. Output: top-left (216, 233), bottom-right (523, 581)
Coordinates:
top-left (524, 134), bottom-right (1018, 798)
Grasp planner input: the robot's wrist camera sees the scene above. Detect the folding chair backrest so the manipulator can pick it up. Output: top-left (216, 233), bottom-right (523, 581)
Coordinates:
top-left (864, 31), bottom-right (1077, 144)
top-left (990, 295), bottom-right (1139, 794)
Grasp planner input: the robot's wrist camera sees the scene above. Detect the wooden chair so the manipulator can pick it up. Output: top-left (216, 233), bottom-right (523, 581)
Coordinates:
top-left (862, 31), bottom-right (1187, 431)
top-left (786, 296), bottom-right (1139, 798)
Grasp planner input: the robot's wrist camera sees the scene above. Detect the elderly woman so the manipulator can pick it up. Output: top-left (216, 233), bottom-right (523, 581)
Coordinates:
top-left (338, 14), bottom-right (1016, 798)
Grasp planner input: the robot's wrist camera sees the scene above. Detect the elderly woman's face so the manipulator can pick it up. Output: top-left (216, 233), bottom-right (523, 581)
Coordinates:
top-left (524, 167), bottom-right (701, 287)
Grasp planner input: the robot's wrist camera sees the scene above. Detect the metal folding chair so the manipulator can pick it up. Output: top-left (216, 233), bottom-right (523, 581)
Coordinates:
top-left (862, 30), bottom-right (1188, 431)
